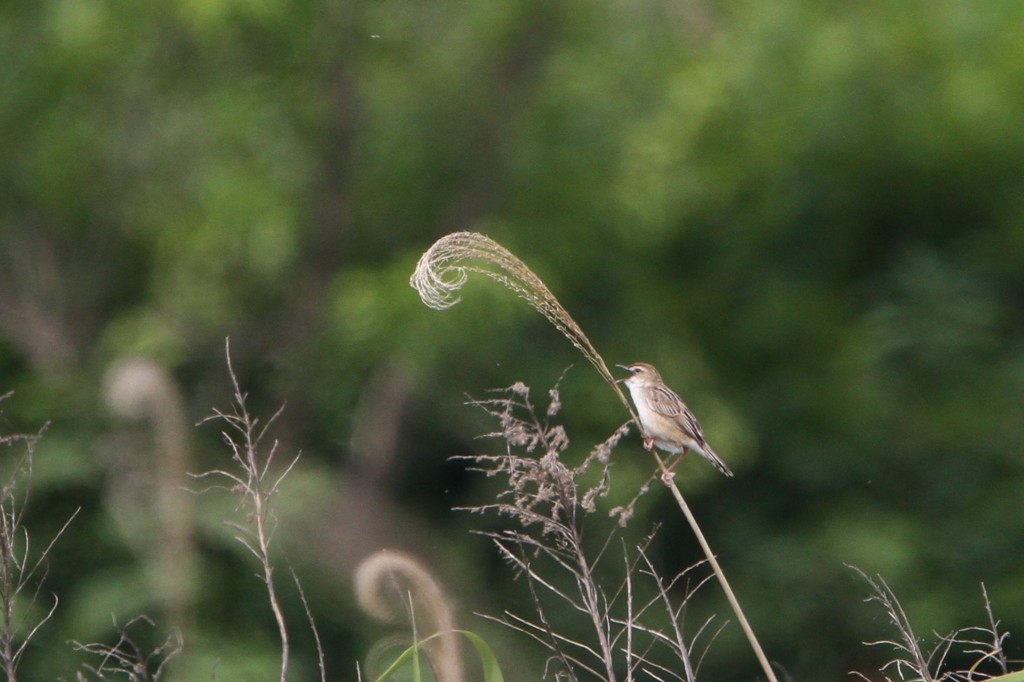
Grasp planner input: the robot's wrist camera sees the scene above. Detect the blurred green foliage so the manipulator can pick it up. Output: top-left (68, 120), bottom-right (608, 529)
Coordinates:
top-left (1, 0), bottom-right (1023, 679)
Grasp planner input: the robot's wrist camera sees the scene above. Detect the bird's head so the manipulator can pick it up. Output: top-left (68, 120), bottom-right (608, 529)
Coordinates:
top-left (616, 362), bottom-right (662, 385)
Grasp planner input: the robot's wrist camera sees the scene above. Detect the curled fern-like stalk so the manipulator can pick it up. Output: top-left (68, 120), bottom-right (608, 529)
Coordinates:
top-left (411, 231), bottom-right (634, 419)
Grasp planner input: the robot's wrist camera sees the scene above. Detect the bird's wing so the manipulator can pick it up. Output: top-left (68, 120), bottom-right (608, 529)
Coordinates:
top-left (646, 384), bottom-right (685, 417)
top-left (680, 406), bottom-right (709, 445)
top-left (648, 385), bottom-right (709, 445)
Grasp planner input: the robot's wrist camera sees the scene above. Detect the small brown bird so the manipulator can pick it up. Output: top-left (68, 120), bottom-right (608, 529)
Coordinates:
top-left (618, 362), bottom-right (733, 478)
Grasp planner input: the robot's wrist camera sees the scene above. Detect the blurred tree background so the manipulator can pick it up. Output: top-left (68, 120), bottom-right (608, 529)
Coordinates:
top-left (1, 0), bottom-right (1023, 678)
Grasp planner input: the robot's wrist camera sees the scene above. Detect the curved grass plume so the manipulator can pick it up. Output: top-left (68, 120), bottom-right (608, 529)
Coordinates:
top-left (410, 231), bottom-right (634, 419)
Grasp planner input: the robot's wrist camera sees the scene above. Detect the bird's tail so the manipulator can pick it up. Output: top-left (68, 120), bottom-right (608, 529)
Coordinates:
top-left (698, 444), bottom-right (733, 477)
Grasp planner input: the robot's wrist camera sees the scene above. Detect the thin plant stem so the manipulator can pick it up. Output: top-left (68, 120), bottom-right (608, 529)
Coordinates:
top-left (0, 413), bottom-right (79, 681)
top-left (291, 564), bottom-right (327, 682)
top-left (195, 339), bottom-right (311, 682)
top-left (226, 346), bottom-right (290, 682)
top-left (569, 511), bottom-right (616, 680)
top-left (662, 467), bottom-right (777, 682)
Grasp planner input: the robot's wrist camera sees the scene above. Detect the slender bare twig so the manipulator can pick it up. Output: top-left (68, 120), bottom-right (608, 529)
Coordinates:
top-left (851, 566), bottom-right (936, 682)
top-left (851, 566), bottom-right (1020, 682)
top-left (514, 542), bottom-right (578, 682)
top-left (0, 400), bottom-right (80, 682)
top-left (635, 550), bottom-right (701, 682)
top-left (72, 615), bottom-right (182, 681)
top-left (624, 551), bottom-right (634, 682)
top-left (193, 339), bottom-right (315, 682)
top-left (958, 583), bottom-right (1010, 676)
top-left (290, 564), bottom-right (327, 682)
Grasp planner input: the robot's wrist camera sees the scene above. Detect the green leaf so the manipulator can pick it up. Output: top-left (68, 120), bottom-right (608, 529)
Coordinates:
top-left (372, 630), bottom-right (504, 682)
top-left (458, 630), bottom-right (505, 682)
top-left (984, 672), bottom-right (1024, 682)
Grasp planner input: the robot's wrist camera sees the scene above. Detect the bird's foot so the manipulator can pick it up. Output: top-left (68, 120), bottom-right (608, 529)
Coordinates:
top-left (642, 436), bottom-right (655, 451)
top-left (659, 452), bottom-right (687, 486)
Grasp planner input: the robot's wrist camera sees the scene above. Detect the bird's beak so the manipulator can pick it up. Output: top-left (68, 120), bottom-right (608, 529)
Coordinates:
top-left (614, 364), bottom-right (630, 382)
